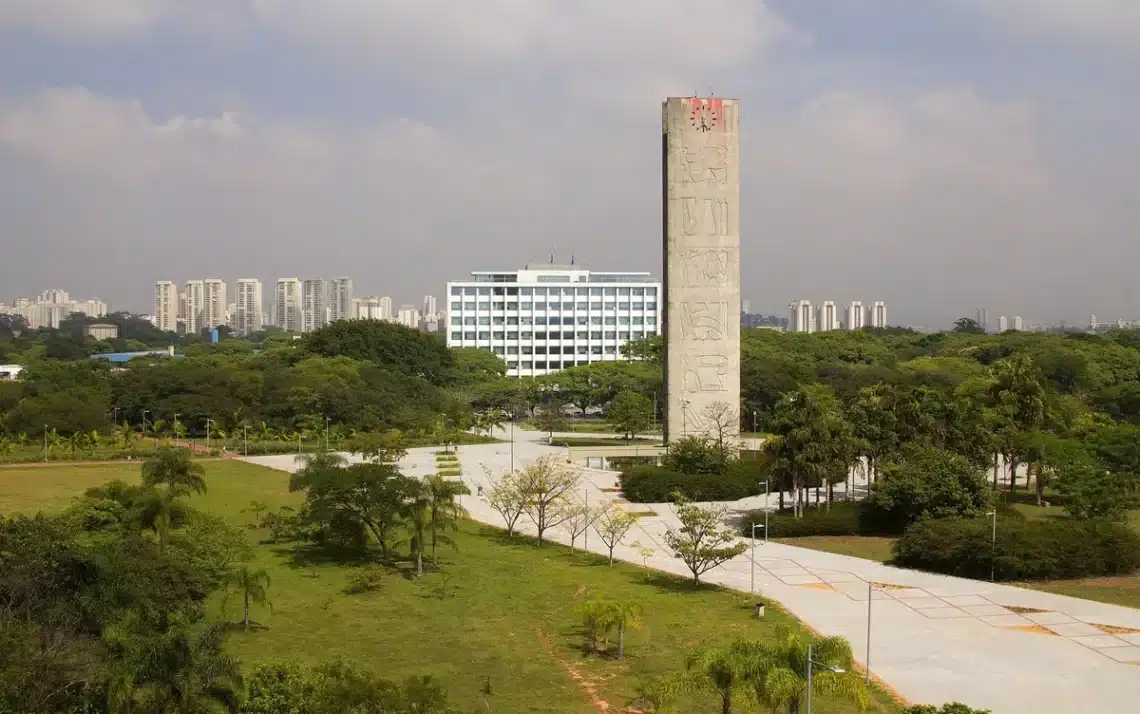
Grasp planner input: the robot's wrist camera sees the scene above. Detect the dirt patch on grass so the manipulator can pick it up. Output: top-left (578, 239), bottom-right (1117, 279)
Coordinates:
top-left (535, 628), bottom-right (628, 713)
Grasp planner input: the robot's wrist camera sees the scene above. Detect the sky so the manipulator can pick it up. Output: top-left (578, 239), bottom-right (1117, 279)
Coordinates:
top-left (0, 1), bottom-right (1137, 329)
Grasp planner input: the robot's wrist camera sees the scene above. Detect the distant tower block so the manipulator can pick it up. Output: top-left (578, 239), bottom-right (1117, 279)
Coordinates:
top-left (662, 97), bottom-right (741, 444)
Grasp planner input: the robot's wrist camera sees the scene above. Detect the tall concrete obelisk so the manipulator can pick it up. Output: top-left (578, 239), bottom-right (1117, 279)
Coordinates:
top-left (661, 97), bottom-right (741, 444)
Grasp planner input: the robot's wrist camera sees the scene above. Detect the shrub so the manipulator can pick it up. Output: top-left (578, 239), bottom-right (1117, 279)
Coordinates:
top-left (743, 501), bottom-right (863, 538)
top-left (894, 517), bottom-right (1140, 581)
top-left (905, 705), bottom-right (991, 714)
top-left (344, 565), bottom-right (387, 594)
top-left (608, 456), bottom-right (658, 471)
top-left (619, 465), bottom-right (764, 503)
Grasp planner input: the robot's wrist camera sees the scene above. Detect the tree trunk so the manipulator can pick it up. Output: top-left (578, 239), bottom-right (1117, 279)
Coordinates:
top-left (608, 547), bottom-right (614, 565)
top-left (721, 691), bottom-right (732, 714)
top-left (1034, 463), bottom-right (1045, 506)
top-left (779, 489), bottom-right (785, 512)
top-left (992, 452), bottom-right (999, 489)
top-left (243, 591), bottom-right (250, 629)
top-left (617, 622), bottom-right (625, 658)
top-left (1009, 456), bottom-right (1020, 492)
top-left (416, 546), bottom-right (423, 577)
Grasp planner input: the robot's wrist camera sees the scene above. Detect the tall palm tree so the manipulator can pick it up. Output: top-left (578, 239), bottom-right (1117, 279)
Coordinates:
top-left (137, 486), bottom-right (189, 552)
top-left (424, 474), bottom-right (470, 561)
top-left (142, 447), bottom-right (208, 495)
top-left (608, 600), bottom-right (642, 659)
top-left (224, 567), bottom-right (272, 630)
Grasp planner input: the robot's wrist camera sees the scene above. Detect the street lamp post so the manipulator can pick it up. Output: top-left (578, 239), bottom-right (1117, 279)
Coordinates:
top-left (987, 510), bottom-right (997, 582)
top-left (761, 480), bottom-right (770, 543)
top-left (510, 417), bottom-right (515, 474)
top-left (806, 643), bottom-right (846, 714)
top-left (750, 522), bottom-right (766, 593)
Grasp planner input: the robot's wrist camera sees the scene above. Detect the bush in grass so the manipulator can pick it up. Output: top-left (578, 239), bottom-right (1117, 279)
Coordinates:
top-left (344, 565), bottom-right (387, 594)
top-left (905, 705), bottom-right (991, 714)
top-left (893, 517), bottom-right (1140, 581)
top-left (620, 464), bottom-right (764, 503)
top-left (608, 456), bottom-right (659, 471)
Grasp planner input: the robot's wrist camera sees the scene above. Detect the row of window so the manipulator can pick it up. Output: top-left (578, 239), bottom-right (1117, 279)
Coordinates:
top-left (451, 286), bottom-right (657, 297)
top-left (480, 344), bottom-right (628, 356)
top-left (450, 330), bottom-right (653, 342)
top-left (451, 315), bottom-right (656, 326)
top-left (450, 301), bottom-right (657, 312)
top-left (508, 360), bottom-right (599, 371)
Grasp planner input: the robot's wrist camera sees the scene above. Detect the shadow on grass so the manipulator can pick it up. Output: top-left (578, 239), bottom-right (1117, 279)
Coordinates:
top-left (219, 621), bottom-right (271, 634)
top-left (636, 570), bottom-right (722, 594)
top-left (271, 543), bottom-right (382, 570)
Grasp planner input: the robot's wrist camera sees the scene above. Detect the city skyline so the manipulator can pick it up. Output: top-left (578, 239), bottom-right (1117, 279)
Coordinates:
top-left (2, 4), bottom-right (1139, 328)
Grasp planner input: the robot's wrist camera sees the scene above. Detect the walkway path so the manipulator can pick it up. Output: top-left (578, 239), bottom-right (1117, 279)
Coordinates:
top-left (244, 431), bottom-right (1140, 714)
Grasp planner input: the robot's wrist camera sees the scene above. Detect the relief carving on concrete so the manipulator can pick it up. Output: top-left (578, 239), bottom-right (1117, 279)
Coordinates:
top-left (680, 301), bottom-right (728, 341)
top-left (678, 197), bottom-right (730, 237)
top-left (680, 353), bottom-right (730, 393)
top-left (679, 143), bottom-right (729, 184)
top-left (680, 249), bottom-right (730, 288)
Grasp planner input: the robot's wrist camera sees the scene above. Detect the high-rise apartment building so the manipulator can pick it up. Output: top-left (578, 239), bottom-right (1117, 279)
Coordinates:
top-left (790, 300), bottom-right (814, 333)
top-left (976, 308), bottom-right (989, 333)
top-left (275, 278), bottom-right (303, 332)
top-left (185, 280), bottom-right (204, 334)
top-left (328, 278), bottom-right (353, 324)
top-left (846, 301), bottom-right (865, 330)
top-left (818, 301), bottom-right (839, 332)
top-left (233, 279), bottom-right (263, 336)
top-left (1013, 316), bottom-right (1023, 331)
top-left (871, 301), bottom-right (887, 328)
top-left (379, 296), bottom-right (393, 320)
top-left (998, 315), bottom-right (1009, 333)
top-left (201, 280), bottom-right (226, 331)
top-left (353, 296), bottom-right (381, 320)
top-left (154, 281), bottom-right (178, 332)
top-left (396, 305), bottom-right (421, 329)
top-left (446, 265), bottom-right (661, 377)
top-left (423, 295), bottom-right (438, 321)
top-left (301, 279), bottom-right (327, 333)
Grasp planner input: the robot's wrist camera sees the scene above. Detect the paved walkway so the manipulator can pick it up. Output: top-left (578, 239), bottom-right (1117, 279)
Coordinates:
top-left (245, 431), bottom-right (1140, 714)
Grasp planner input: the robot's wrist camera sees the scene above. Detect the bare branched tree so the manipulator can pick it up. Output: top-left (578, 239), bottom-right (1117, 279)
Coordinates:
top-left (515, 456), bottom-right (581, 546)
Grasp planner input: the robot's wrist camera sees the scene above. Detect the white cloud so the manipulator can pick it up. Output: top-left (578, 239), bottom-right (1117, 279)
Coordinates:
top-left (963, 0), bottom-right (1140, 47)
top-left (1, 82), bottom-right (1114, 327)
top-left (0, 0), bottom-right (170, 38)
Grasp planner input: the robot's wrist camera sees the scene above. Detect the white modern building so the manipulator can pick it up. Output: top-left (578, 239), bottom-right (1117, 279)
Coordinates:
top-left (423, 295), bottom-right (438, 322)
top-left (818, 301), bottom-right (839, 332)
top-left (185, 280), bottom-right (204, 334)
top-left (446, 265), bottom-right (661, 377)
top-left (998, 315), bottom-right (1009, 333)
top-left (790, 300), bottom-right (814, 333)
top-left (870, 301), bottom-right (887, 328)
top-left (200, 280), bottom-right (226, 331)
top-left (1013, 316), bottom-right (1023, 331)
top-left (328, 278), bottom-right (353, 324)
top-left (274, 279), bottom-right (303, 332)
top-left (846, 301), bottom-right (865, 330)
top-left (233, 279), bottom-right (263, 336)
top-left (154, 281), bottom-right (178, 332)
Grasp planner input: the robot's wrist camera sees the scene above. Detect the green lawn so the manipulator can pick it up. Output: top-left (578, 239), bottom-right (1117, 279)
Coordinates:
top-left (0, 460), bottom-right (902, 714)
top-left (775, 536), bottom-right (896, 564)
top-left (521, 419), bottom-right (662, 435)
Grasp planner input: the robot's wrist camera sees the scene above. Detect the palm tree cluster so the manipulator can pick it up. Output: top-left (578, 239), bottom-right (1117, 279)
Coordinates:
top-left (649, 626), bottom-right (869, 714)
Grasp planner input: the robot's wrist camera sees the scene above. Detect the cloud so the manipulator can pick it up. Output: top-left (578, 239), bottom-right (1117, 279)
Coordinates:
top-left (962, 0), bottom-right (1140, 47)
top-left (2, 81), bottom-right (1116, 328)
top-left (0, 0), bottom-right (173, 39)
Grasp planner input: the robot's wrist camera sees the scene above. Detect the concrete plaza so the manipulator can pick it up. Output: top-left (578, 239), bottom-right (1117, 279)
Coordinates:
top-left (246, 429), bottom-right (1140, 714)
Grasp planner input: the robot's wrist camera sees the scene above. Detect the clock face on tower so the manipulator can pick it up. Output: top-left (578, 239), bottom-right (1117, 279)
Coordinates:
top-left (690, 100), bottom-right (719, 132)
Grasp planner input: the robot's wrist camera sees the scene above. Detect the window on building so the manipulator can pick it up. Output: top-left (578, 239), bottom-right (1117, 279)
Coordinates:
top-left (576, 316), bottom-right (588, 326)
top-left (493, 347), bottom-right (505, 356)
top-left (450, 331), bottom-right (462, 340)
top-left (590, 330), bottom-right (602, 340)
top-left (589, 287), bottom-right (602, 296)
top-left (507, 346), bottom-right (518, 355)
top-left (632, 316), bottom-right (644, 325)
top-left (522, 346), bottom-right (533, 355)
top-left (451, 301), bottom-right (461, 310)
top-left (604, 331), bottom-right (616, 340)
top-left (591, 345), bottom-right (602, 355)
top-left (576, 345), bottom-right (588, 354)
top-left (520, 300), bottom-right (532, 310)
top-left (463, 331), bottom-right (476, 340)
top-left (506, 331), bottom-right (518, 340)
top-left (603, 287), bottom-right (617, 296)
top-left (451, 287), bottom-right (462, 296)
top-left (493, 316), bottom-right (505, 325)
top-left (492, 331), bottom-right (504, 339)
top-left (464, 287), bottom-right (476, 295)
top-left (632, 287), bottom-right (644, 296)
top-left (618, 302), bottom-right (630, 310)
top-left (492, 287), bottom-right (505, 296)
top-left (590, 301), bottom-right (602, 310)
top-left (548, 302), bottom-right (561, 310)
top-left (534, 361), bottom-right (547, 369)
top-left (591, 316), bottom-right (602, 325)
top-left (520, 287), bottom-right (533, 296)
top-left (521, 331), bottom-right (533, 340)
top-left (521, 360), bottom-right (532, 368)
top-left (646, 316), bottom-right (657, 326)
top-left (451, 317), bottom-right (461, 326)
top-left (604, 316), bottom-right (616, 325)
top-left (562, 331), bottom-right (574, 339)
top-left (478, 331), bottom-right (490, 340)
top-left (493, 302), bottom-right (505, 310)
top-left (561, 317), bottom-right (574, 325)
top-left (478, 317), bottom-right (490, 325)
top-left (576, 331), bottom-right (588, 339)
top-left (604, 346), bottom-right (617, 354)
top-left (618, 331), bottom-right (630, 340)
top-left (535, 331), bottom-right (546, 340)
top-left (646, 302), bottom-right (658, 310)
top-left (507, 316), bottom-right (519, 325)
top-left (507, 361), bottom-right (518, 369)
top-left (464, 301), bottom-right (476, 310)
top-left (576, 301), bottom-right (588, 310)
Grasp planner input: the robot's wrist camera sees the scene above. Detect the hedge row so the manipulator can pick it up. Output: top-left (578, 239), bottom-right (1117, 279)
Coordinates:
top-left (619, 463), bottom-right (767, 503)
top-left (739, 502), bottom-right (1028, 539)
top-left (894, 517), bottom-right (1140, 581)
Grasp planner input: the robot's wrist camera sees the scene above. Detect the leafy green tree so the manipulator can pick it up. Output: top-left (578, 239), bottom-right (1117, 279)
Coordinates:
top-left (608, 390), bottom-right (654, 439)
top-left (515, 455), bottom-right (580, 546)
top-left (532, 399), bottom-right (568, 438)
top-left (663, 495), bottom-right (748, 585)
top-left (867, 446), bottom-right (993, 532)
top-left (424, 474), bottom-right (469, 560)
top-left (743, 627), bottom-right (869, 714)
top-left (985, 355), bottom-right (1046, 491)
top-left (304, 318), bottom-right (452, 386)
top-left (595, 505), bottom-right (639, 565)
top-left (953, 317), bottom-right (985, 334)
top-left (905, 704), bottom-right (992, 714)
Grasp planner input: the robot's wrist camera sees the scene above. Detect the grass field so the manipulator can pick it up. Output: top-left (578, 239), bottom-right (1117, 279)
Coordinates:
top-left (0, 460), bottom-right (902, 714)
top-left (521, 419), bottom-right (663, 435)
